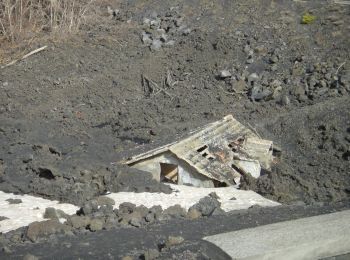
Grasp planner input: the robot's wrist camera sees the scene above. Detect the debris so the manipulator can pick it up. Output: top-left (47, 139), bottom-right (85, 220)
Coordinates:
top-left (250, 85), bottom-right (272, 101)
top-left (6, 198), bottom-right (22, 204)
top-left (280, 95), bottom-right (291, 106)
top-left (149, 205), bottom-right (163, 221)
top-left (89, 219), bottom-right (104, 231)
top-left (246, 57), bottom-right (254, 64)
top-left (182, 28), bottom-right (191, 35)
top-left (107, 6), bottom-right (119, 17)
top-left (154, 29), bottom-right (166, 39)
top-left (165, 70), bottom-right (178, 88)
top-left (189, 196), bottom-right (221, 216)
top-left (119, 202), bottom-right (136, 214)
top-left (244, 45), bottom-right (252, 55)
top-left (187, 208), bottom-right (201, 219)
top-left (211, 207), bottom-right (226, 216)
top-left (293, 84), bottom-right (308, 102)
top-left (165, 40), bottom-right (176, 46)
top-left (151, 39), bottom-right (162, 51)
top-left (165, 236), bottom-right (185, 248)
top-left (145, 212), bottom-right (155, 223)
top-left (43, 207), bottom-right (68, 220)
top-left (26, 219), bottom-right (71, 242)
top-left (81, 200), bottom-right (99, 215)
top-left (141, 32), bottom-right (152, 45)
top-left (142, 74), bottom-right (174, 98)
top-left (142, 249), bottom-right (160, 260)
top-left (269, 55), bottom-right (279, 64)
top-left (122, 115), bottom-right (277, 187)
top-left (106, 184), bottom-right (280, 213)
top-left (162, 204), bottom-right (187, 219)
top-left (209, 192), bottom-right (220, 200)
top-left (233, 80), bottom-right (247, 93)
top-left (96, 196), bottom-right (115, 206)
top-left (219, 70), bottom-right (232, 78)
top-left (248, 73), bottom-right (259, 84)
top-left (272, 85), bottom-right (283, 99)
top-left (143, 18), bottom-right (151, 25)
top-left (128, 212), bottom-right (143, 227)
top-left (68, 215), bottom-right (90, 229)
top-left (150, 19), bottom-right (161, 28)
top-left (140, 8), bottom-right (190, 51)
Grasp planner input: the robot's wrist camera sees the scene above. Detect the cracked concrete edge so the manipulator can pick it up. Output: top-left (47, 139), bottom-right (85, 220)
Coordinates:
top-left (203, 210), bottom-right (350, 260)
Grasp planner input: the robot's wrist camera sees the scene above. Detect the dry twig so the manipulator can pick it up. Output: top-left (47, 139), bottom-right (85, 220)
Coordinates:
top-left (247, 122), bottom-right (262, 139)
top-left (336, 61), bottom-right (346, 75)
top-left (1, 45), bottom-right (47, 69)
top-left (165, 70), bottom-right (178, 88)
top-left (142, 74), bottom-right (174, 98)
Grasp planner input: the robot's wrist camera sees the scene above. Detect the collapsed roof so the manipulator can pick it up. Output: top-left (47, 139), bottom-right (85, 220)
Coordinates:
top-left (122, 115), bottom-right (276, 188)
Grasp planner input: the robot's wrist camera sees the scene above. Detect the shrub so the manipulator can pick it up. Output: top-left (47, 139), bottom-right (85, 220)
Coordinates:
top-left (301, 12), bottom-right (316, 24)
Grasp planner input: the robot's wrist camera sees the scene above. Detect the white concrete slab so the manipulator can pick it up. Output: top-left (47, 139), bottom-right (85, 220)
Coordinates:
top-left (204, 210), bottom-right (350, 260)
top-left (106, 184), bottom-right (279, 211)
top-left (0, 191), bottom-right (79, 233)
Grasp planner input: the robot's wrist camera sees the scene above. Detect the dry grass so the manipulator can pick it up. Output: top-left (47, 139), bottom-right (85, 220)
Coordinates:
top-left (0, 0), bottom-right (94, 42)
top-left (0, 0), bottom-right (97, 65)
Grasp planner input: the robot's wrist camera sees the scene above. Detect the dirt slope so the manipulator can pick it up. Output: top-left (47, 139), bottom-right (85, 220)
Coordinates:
top-left (1, 0), bottom-right (349, 205)
top-left (0, 0), bottom-right (349, 258)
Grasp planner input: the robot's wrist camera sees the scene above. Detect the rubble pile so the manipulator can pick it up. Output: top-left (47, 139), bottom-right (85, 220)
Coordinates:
top-left (140, 8), bottom-right (191, 51)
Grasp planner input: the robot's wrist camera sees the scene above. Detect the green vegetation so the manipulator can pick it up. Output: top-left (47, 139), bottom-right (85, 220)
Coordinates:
top-left (301, 12), bottom-right (316, 24)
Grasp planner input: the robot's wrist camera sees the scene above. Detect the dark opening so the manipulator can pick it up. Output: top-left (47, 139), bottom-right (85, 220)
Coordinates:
top-left (49, 147), bottom-right (61, 156)
top-left (197, 145), bottom-right (208, 153)
top-left (37, 168), bottom-right (55, 180)
top-left (272, 146), bottom-right (282, 157)
top-left (160, 163), bottom-right (178, 184)
top-left (231, 164), bottom-right (245, 176)
top-left (228, 137), bottom-right (245, 149)
top-left (213, 180), bottom-right (228, 187)
top-left (237, 137), bottom-right (245, 143)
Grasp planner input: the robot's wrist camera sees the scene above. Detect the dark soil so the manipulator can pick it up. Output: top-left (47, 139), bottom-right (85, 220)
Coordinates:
top-left (0, 0), bottom-right (349, 258)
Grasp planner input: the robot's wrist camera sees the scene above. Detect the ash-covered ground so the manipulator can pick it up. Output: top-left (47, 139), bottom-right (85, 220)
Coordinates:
top-left (0, 0), bottom-right (349, 259)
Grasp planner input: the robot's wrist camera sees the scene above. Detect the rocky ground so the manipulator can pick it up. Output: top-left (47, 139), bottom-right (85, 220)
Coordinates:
top-left (0, 0), bottom-right (349, 259)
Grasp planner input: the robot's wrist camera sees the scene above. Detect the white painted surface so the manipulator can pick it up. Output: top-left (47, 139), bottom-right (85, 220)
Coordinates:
top-left (132, 152), bottom-right (215, 188)
top-left (0, 191), bottom-right (79, 233)
top-left (234, 159), bottom-right (261, 178)
top-left (106, 184), bottom-right (279, 211)
top-left (204, 210), bottom-right (350, 260)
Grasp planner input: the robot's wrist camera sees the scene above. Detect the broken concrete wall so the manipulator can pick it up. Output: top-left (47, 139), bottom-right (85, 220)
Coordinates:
top-left (130, 152), bottom-right (215, 188)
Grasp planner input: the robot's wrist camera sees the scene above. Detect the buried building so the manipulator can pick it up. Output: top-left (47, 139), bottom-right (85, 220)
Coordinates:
top-left (122, 115), bottom-right (278, 188)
